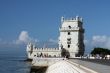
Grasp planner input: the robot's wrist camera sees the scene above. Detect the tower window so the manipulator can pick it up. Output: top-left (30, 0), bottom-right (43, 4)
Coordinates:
top-left (34, 55), bottom-right (36, 57)
top-left (68, 26), bottom-right (71, 29)
top-left (68, 45), bottom-right (70, 48)
top-left (68, 32), bottom-right (70, 35)
top-left (67, 38), bottom-right (71, 44)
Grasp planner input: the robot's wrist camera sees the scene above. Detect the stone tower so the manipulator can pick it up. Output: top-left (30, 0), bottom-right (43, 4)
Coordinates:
top-left (59, 16), bottom-right (85, 58)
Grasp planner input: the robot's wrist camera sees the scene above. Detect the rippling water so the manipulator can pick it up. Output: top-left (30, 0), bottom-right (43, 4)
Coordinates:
top-left (0, 48), bottom-right (31, 73)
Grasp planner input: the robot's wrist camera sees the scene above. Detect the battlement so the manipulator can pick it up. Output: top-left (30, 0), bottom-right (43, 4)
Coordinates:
top-left (27, 43), bottom-right (60, 52)
top-left (61, 16), bottom-right (83, 22)
top-left (33, 48), bottom-right (60, 51)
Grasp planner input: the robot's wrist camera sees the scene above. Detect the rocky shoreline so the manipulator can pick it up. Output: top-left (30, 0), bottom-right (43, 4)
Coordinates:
top-left (30, 66), bottom-right (48, 73)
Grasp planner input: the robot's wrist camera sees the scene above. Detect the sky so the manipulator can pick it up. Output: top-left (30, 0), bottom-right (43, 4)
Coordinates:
top-left (0, 0), bottom-right (110, 53)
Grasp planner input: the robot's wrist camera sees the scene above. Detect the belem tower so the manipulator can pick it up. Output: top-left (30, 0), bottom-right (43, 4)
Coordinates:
top-left (26, 16), bottom-right (85, 59)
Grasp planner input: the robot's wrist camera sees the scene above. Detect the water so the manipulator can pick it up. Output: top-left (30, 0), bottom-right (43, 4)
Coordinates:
top-left (0, 48), bottom-right (31, 73)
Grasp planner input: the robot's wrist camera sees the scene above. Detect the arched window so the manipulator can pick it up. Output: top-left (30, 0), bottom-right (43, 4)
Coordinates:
top-left (67, 38), bottom-right (71, 41)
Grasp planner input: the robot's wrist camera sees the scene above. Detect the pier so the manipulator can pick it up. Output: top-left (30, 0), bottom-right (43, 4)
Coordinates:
top-left (30, 58), bottom-right (100, 73)
top-left (32, 57), bottom-right (65, 66)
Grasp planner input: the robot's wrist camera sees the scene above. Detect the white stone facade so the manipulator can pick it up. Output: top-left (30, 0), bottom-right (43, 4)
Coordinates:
top-left (26, 16), bottom-right (85, 59)
top-left (59, 16), bottom-right (85, 58)
top-left (26, 43), bottom-right (61, 59)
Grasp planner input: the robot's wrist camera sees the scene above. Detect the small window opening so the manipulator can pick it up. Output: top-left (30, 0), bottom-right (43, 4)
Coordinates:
top-left (68, 45), bottom-right (70, 48)
top-left (68, 26), bottom-right (71, 29)
top-left (68, 32), bottom-right (70, 35)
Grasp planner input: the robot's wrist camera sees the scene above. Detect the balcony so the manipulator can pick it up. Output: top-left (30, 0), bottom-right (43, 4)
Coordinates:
top-left (59, 27), bottom-right (80, 31)
top-left (67, 41), bottom-right (71, 44)
top-left (59, 27), bottom-right (84, 33)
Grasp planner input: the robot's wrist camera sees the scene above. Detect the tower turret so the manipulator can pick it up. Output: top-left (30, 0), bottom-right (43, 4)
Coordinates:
top-left (26, 43), bottom-right (34, 59)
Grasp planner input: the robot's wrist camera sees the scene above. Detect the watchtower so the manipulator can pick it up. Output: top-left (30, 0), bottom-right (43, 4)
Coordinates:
top-left (59, 16), bottom-right (85, 58)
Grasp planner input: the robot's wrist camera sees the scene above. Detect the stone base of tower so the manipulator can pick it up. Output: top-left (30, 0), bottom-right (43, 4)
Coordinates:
top-left (69, 52), bottom-right (76, 58)
top-left (69, 52), bottom-right (83, 58)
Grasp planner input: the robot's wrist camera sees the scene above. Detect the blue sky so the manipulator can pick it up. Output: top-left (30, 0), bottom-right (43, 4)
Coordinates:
top-left (0, 0), bottom-right (110, 53)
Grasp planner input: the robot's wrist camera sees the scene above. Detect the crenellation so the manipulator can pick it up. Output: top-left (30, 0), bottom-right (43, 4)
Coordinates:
top-left (62, 16), bottom-right (83, 22)
top-left (33, 47), bottom-right (60, 51)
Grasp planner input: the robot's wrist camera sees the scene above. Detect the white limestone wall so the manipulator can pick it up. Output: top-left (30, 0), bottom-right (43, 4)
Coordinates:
top-left (61, 21), bottom-right (79, 28)
top-left (59, 16), bottom-right (84, 58)
top-left (26, 43), bottom-right (62, 59)
top-left (27, 47), bottom-right (61, 59)
top-left (26, 44), bottom-right (33, 59)
top-left (59, 18), bottom-right (81, 58)
top-left (32, 49), bottom-right (61, 57)
top-left (59, 32), bottom-right (79, 52)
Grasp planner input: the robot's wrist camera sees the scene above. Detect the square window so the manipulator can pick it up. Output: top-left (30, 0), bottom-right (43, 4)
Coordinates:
top-left (68, 45), bottom-right (70, 48)
top-left (68, 26), bottom-right (71, 29)
top-left (68, 32), bottom-right (70, 35)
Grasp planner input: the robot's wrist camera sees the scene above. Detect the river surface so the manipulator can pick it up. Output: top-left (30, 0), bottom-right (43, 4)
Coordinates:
top-left (0, 48), bottom-right (31, 73)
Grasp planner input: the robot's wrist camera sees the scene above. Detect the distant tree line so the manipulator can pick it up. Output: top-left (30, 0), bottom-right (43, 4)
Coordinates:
top-left (91, 47), bottom-right (110, 58)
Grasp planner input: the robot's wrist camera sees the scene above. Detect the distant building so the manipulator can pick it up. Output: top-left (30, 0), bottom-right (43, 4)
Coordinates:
top-left (26, 16), bottom-right (85, 59)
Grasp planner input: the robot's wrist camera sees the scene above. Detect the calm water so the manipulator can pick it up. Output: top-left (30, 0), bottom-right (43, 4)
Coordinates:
top-left (0, 48), bottom-right (31, 73)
